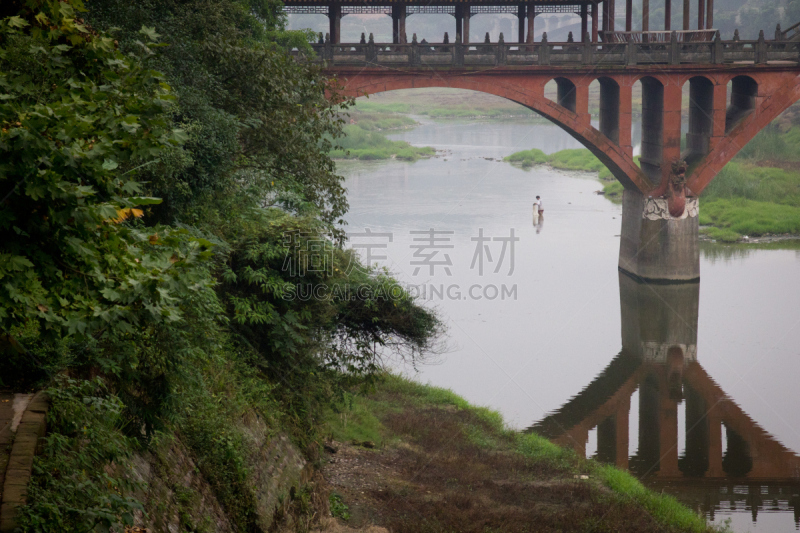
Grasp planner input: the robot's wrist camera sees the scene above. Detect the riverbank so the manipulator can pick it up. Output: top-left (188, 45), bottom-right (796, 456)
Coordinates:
top-left (505, 137), bottom-right (800, 243)
top-left (332, 110), bottom-right (436, 161)
top-left (354, 88), bottom-right (538, 119)
top-left (504, 148), bottom-right (626, 200)
top-left (699, 132), bottom-right (800, 241)
top-left (310, 375), bottom-right (718, 533)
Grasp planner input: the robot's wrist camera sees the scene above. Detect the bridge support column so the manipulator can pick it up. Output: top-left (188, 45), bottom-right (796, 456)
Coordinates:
top-left (576, 82), bottom-right (591, 127)
top-left (597, 416), bottom-right (617, 463)
top-left (618, 83), bottom-right (633, 156)
top-left (527, 5), bottom-right (535, 43)
top-left (455, 5), bottom-right (463, 44)
top-left (709, 82), bottom-right (727, 153)
top-left (642, 0), bottom-right (650, 32)
top-left (464, 8), bottom-right (471, 43)
top-left (591, 2), bottom-right (599, 42)
top-left (518, 5), bottom-right (526, 43)
top-left (706, 0), bottom-right (713, 28)
top-left (616, 397), bottom-right (630, 469)
top-left (707, 414), bottom-right (724, 477)
top-left (581, 4), bottom-right (588, 42)
top-left (619, 189), bottom-right (700, 282)
top-left (329, 4), bottom-right (341, 44)
top-left (662, 83), bottom-right (683, 182)
top-left (664, 0), bottom-right (671, 30)
top-left (683, 0), bottom-right (690, 30)
top-left (658, 383), bottom-right (680, 477)
top-left (392, 5), bottom-right (407, 44)
top-left (626, 0), bottom-right (632, 31)
top-left (697, 0), bottom-right (706, 30)
top-left (608, 0), bottom-right (615, 31)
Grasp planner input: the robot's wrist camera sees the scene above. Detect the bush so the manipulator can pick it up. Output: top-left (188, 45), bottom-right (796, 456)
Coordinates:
top-left (18, 378), bottom-right (142, 533)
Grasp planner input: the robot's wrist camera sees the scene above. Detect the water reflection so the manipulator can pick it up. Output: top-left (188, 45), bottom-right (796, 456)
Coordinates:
top-left (529, 273), bottom-right (800, 527)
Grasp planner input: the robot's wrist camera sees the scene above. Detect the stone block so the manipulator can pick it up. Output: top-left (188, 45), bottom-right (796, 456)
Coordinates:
top-left (1, 469), bottom-right (30, 489)
top-left (0, 503), bottom-right (18, 533)
top-left (1, 484), bottom-right (26, 505)
top-left (7, 452), bottom-right (33, 473)
top-left (25, 392), bottom-right (48, 414)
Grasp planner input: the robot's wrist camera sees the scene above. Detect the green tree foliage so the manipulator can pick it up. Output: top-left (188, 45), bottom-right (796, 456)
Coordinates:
top-left (220, 209), bottom-right (442, 419)
top-left (3, 1), bottom-right (442, 528)
top-left (85, 0), bottom-right (351, 234)
top-left (0, 2), bottom-right (212, 351)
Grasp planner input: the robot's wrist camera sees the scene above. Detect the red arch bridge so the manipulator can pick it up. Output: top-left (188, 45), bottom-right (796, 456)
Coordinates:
top-left (287, 0), bottom-right (800, 281)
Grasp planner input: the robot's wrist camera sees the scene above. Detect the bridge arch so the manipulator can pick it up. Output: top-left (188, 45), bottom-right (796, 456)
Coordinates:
top-left (687, 72), bottom-right (800, 194)
top-left (337, 73), bottom-right (653, 192)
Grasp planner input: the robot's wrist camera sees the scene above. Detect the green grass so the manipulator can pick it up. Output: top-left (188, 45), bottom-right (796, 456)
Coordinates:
top-left (330, 123), bottom-right (435, 161)
top-left (690, 123), bottom-right (800, 240)
top-left (504, 148), bottom-right (625, 201)
top-left (342, 110), bottom-right (418, 132)
top-left (352, 101), bottom-right (412, 114)
top-left (595, 465), bottom-right (713, 533)
top-left (356, 101), bottom-right (535, 118)
top-left (326, 374), bottom-right (713, 533)
top-left (700, 226), bottom-right (743, 243)
top-left (702, 161), bottom-right (800, 206)
top-left (734, 125), bottom-right (800, 163)
top-left (422, 106), bottom-right (535, 118)
top-left (699, 198), bottom-right (800, 237)
top-left (351, 90), bottom-right (536, 118)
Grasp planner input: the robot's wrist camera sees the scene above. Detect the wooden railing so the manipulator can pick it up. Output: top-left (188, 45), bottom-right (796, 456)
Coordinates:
top-left (302, 31), bottom-right (800, 67)
top-left (600, 29), bottom-right (718, 43)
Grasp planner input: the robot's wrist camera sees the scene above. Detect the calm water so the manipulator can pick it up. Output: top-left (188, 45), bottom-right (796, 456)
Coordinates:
top-left (340, 117), bottom-right (800, 532)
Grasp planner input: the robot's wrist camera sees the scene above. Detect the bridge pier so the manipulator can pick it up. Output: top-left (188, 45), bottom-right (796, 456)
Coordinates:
top-left (619, 190), bottom-right (700, 283)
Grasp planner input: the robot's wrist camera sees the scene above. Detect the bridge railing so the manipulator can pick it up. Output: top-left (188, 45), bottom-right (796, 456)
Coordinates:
top-left (306, 32), bottom-right (800, 67)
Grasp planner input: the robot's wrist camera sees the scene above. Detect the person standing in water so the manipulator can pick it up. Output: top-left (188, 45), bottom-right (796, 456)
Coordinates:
top-left (533, 196), bottom-right (543, 218)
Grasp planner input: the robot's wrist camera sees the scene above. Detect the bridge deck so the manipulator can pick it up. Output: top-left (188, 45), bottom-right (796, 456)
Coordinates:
top-left (307, 36), bottom-right (799, 68)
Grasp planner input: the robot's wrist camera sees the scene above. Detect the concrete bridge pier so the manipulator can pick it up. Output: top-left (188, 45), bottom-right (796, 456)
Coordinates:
top-left (618, 189), bottom-right (700, 283)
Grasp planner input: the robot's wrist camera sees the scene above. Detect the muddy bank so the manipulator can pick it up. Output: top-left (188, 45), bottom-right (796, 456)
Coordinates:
top-left (308, 376), bottom-right (716, 533)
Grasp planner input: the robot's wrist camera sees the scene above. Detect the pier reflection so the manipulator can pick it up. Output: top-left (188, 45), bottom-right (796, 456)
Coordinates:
top-left (529, 273), bottom-right (800, 525)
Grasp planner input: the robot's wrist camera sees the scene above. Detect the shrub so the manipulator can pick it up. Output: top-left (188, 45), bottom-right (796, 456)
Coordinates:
top-left (18, 378), bottom-right (142, 533)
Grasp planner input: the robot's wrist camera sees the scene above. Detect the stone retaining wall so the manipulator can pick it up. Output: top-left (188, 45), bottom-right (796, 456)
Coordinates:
top-left (0, 391), bottom-right (48, 533)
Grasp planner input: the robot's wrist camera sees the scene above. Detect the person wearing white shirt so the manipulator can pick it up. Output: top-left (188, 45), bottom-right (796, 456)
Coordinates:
top-left (533, 196), bottom-right (543, 218)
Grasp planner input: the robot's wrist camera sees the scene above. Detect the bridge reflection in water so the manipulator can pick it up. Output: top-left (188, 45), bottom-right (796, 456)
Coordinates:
top-left (528, 274), bottom-right (800, 525)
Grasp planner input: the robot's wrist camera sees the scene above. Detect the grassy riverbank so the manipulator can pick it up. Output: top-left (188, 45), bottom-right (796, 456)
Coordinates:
top-left (355, 88), bottom-right (538, 118)
top-left (698, 125), bottom-right (800, 241)
top-left (505, 125), bottom-right (800, 243)
top-left (319, 374), bottom-right (717, 532)
top-left (332, 110), bottom-right (435, 160)
top-left (505, 148), bottom-right (626, 200)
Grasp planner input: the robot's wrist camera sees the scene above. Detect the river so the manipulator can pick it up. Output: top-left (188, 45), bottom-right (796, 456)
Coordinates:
top-left (339, 116), bottom-right (800, 532)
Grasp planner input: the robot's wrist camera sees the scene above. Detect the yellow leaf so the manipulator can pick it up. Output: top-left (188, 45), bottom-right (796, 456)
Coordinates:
top-left (110, 208), bottom-right (144, 224)
top-left (149, 234), bottom-right (159, 244)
